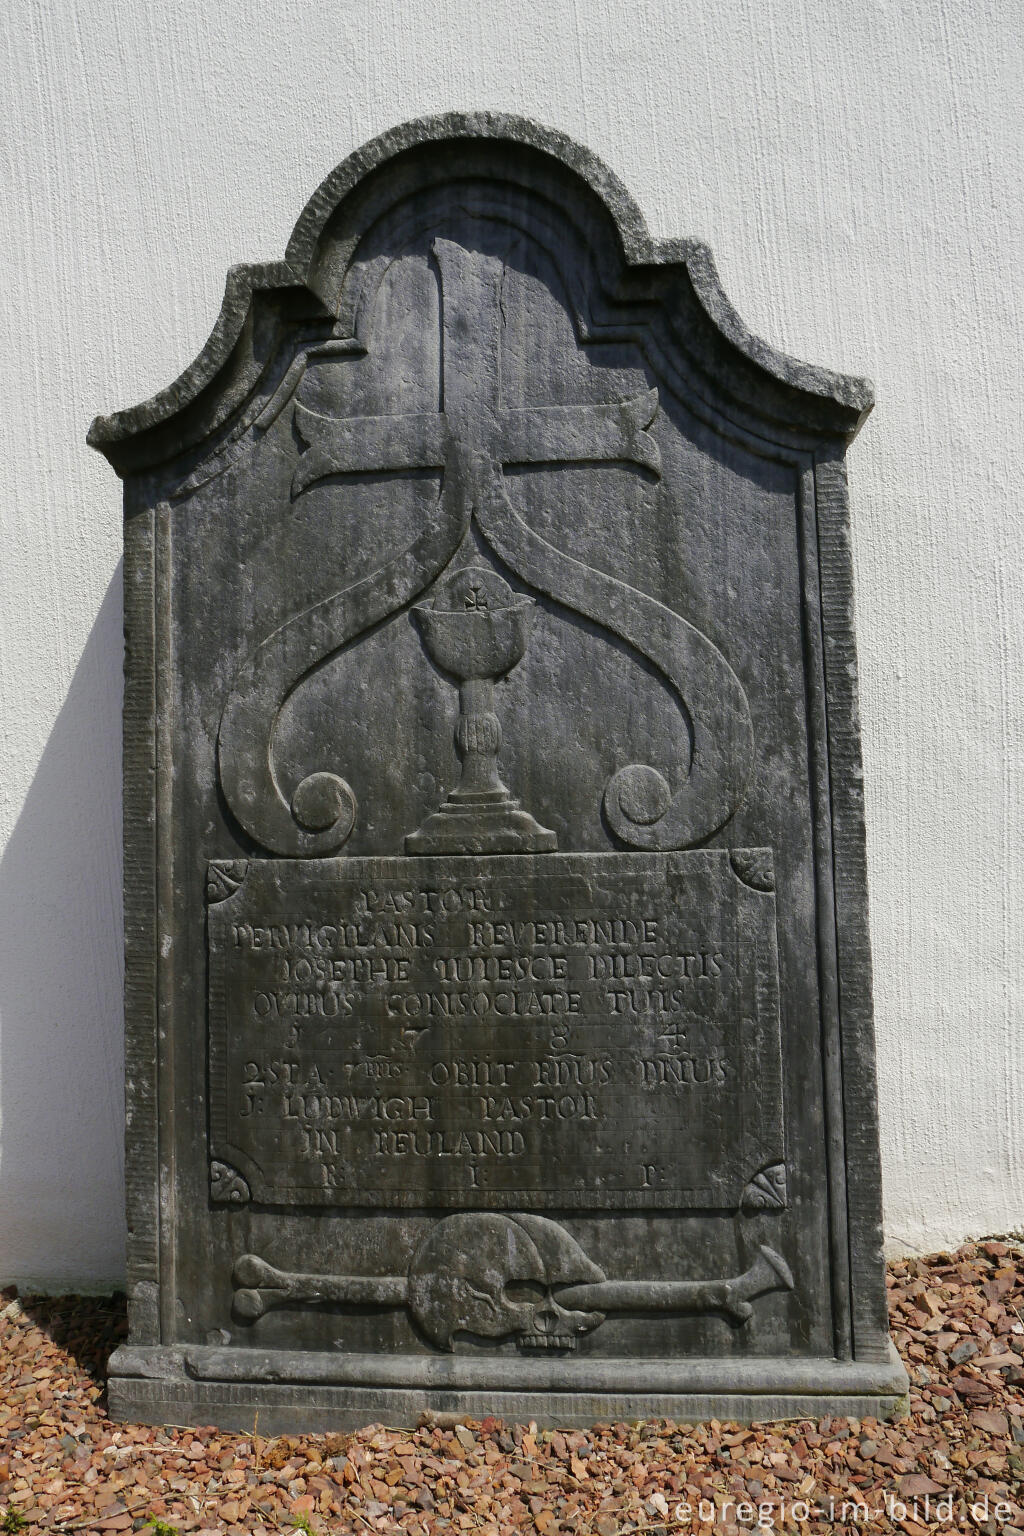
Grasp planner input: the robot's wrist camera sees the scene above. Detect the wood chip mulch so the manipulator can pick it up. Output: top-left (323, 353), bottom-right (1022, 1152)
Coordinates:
top-left (1, 1239), bottom-right (1022, 1535)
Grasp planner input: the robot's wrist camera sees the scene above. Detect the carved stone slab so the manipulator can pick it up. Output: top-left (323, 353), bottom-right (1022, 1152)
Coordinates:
top-left (90, 113), bottom-right (906, 1428)
top-left (208, 851), bottom-right (783, 1209)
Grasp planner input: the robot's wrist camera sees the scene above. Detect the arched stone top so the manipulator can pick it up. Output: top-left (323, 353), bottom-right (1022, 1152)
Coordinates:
top-left (87, 112), bottom-right (872, 474)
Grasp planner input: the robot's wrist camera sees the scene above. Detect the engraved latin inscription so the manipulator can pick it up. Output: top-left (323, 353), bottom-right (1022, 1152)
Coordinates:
top-left (208, 852), bottom-right (784, 1209)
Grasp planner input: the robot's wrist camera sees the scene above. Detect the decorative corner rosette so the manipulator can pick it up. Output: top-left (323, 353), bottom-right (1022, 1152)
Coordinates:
top-left (742, 1163), bottom-right (788, 1212)
top-left (206, 861), bottom-right (249, 904)
top-left (210, 1160), bottom-right (251, 1205)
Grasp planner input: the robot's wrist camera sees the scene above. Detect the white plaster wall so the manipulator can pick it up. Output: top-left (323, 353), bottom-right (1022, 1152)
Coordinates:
top-left (1, 0), bottom-right (1020, 1286)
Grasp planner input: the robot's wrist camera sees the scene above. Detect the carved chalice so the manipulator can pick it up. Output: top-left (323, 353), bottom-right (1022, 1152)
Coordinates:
top-left (406, 566), bottom-right (557, 853)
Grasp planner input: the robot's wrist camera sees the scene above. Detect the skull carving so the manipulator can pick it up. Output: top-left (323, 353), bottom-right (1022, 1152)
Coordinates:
top-left (407, 1212), bottom-right (605, 1352)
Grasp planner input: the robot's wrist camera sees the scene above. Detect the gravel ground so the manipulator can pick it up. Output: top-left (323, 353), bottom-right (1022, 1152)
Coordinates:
top-left (0, 1240), bottom-right (1021, 1535)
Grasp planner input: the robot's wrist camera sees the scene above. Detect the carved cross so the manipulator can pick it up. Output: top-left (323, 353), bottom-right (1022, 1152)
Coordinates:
top-left (292, 237), bottom-right (660, 505)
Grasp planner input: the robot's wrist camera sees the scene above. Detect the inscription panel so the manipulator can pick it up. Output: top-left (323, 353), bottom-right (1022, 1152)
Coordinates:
top-left (209, 852), bottom-right (784, 1208)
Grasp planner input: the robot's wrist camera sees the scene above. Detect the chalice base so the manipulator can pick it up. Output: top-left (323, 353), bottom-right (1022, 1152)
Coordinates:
top-left (406, 794), bottom-right (557, 854)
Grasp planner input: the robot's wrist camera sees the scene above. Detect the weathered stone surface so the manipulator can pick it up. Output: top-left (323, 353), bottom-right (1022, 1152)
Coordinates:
top-left (90, 112), bottom-right (906, 1427)
top-left (208, 852), bottom-right (783, 1210)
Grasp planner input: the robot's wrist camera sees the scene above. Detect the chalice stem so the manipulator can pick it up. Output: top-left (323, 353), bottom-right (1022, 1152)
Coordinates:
top-left (405, 566), bottom-right (556, 852)
top-left (453, 677), bottom-right (507, 798)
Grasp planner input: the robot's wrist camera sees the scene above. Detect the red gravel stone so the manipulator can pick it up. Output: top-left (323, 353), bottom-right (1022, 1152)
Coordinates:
top-left (0, 1244), bottom-right (1022, 1533)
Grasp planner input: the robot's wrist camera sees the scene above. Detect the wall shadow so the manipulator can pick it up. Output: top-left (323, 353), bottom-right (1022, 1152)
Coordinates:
top-left (0, 566), bottom-right (126, 1289)
top-left (13, 1292), bottom-right (128, 1393)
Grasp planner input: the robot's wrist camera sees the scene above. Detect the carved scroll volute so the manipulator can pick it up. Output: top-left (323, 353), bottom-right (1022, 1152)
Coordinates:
top-left (216, 235), bottom-right (754, 855)
top-left (216, 473), bottom-right (469, 856)
top-left (475, 470), bottom-right (754, 849)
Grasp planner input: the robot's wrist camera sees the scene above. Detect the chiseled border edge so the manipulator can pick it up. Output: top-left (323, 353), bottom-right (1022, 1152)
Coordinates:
top-left (813, 449), bottom-right (896, 1366)
top-left (121, 505), bottom-right (161, 1342)
top-left (87, 111), bottom-right (872, 460)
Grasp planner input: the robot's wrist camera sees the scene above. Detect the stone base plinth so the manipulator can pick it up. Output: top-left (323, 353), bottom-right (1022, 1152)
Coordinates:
top-left (405, 799), bottom-right (557, 853)
top-left (108, 1344), bottom-right (909, 1433)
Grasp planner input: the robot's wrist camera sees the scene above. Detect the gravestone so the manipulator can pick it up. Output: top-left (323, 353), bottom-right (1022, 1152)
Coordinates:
top-left (90, 114), bottom-right (907, 1428)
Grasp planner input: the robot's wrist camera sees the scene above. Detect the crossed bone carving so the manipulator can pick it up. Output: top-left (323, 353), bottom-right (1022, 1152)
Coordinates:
top-left (232, 1214), bottom-right (793, 1351)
